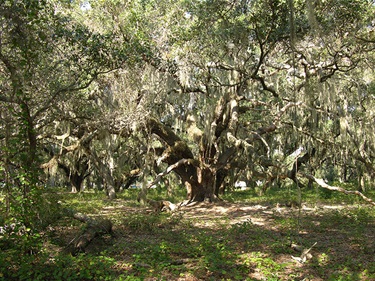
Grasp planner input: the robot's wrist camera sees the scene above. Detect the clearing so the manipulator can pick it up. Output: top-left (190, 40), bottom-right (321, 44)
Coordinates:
top-left (46, 192), bottom-right (375, 281)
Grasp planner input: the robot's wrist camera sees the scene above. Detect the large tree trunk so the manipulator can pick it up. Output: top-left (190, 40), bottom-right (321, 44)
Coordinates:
top-left (146, 91), bottom-right (246, 202)
top-left (180, 166), bottom-right (206, 202)
top-left (147, 118), bottom-right (228, 202)
top-left (70, 171), bottom-right (90, 193)
top-left (58, 157), bottom-right (90, 193)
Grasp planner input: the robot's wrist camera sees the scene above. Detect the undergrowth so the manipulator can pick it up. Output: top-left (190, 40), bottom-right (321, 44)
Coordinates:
top-left (1, 183), bottom-right (374, 280)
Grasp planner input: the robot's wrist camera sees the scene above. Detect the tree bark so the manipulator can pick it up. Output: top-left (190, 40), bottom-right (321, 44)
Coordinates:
top-left (147, 118), bottom-right (210, 201)
top-left (147, 118), bottom-right (231, 202)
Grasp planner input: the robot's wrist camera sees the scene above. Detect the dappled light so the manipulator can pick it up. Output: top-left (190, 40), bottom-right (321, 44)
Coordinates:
top-left (40, 191), bottom-right (375, 280)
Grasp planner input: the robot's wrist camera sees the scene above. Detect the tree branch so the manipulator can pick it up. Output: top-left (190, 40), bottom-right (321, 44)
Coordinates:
top-left (299, 173), bottom-right (375, 206)
top-left (33, 69), bottom-right (116, 120)
top-left (147, 158), bottom-right (197, 189)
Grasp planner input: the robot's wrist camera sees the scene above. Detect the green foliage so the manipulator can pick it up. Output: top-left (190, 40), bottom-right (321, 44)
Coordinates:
top-left (314, 0), bottom-right (373, 31)
top-left (60, 191), bottom-right (108, 214)
top-left (243, 251), bottom-right (288, 280)
top-left (0, 0), bottom-right (154, 262)
top-left (0, 251), bottom-right (122, 281)
top-left (0, 189), bottom-right (64, 280)
top-left (122, 213), bottom-right (162, 233)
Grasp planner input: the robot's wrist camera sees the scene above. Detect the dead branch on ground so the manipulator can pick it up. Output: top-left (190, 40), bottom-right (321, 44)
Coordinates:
top-left (65, 209), bottom-right (113, 254)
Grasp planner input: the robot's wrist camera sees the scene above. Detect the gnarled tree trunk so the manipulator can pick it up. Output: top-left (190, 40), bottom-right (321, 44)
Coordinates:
top-left (147, 117), bottom-right (231, 202)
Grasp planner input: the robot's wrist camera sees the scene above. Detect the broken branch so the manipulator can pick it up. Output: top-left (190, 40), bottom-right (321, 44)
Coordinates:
top-left (299, 173), bottom-right (375, 206)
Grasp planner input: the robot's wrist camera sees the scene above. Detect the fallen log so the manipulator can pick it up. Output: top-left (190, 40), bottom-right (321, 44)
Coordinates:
top-left (65, 209), bottom-right (113, 254)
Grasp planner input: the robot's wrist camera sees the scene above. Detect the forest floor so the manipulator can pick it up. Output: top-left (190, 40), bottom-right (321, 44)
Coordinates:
top-left (47, 189), bottom-right (375, 281)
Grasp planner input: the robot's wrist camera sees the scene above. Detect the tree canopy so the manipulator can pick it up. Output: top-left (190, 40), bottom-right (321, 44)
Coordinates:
top-left (1, 0), bottom-right (375, 218)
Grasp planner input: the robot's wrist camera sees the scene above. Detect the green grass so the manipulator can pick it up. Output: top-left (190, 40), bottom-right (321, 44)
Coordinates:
top-left (224, 182), bottom-right (375, 206)
top-left (1, 184), bottom-right (375, 280)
